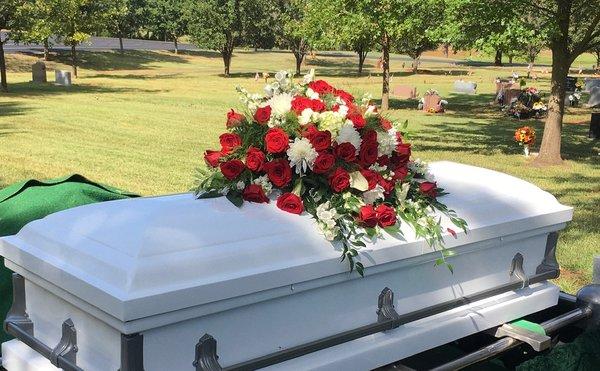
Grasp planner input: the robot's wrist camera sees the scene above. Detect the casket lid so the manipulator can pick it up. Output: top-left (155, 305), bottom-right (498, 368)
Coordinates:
top-left (0, 162), bottom-right (572, 323)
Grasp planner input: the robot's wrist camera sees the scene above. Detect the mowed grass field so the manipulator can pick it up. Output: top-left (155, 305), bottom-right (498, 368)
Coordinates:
top-left (0, 48), bottom-right (598, 292)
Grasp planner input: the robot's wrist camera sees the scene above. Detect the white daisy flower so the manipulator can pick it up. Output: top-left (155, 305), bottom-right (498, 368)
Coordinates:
top-left (287, 137), bottom-right (318, 174)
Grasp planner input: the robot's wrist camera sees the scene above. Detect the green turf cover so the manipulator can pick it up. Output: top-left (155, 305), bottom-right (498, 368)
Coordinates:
top-left (517, 328), bottom-right (600, 371)
top-left (0, 174), bottom-right (138, 346)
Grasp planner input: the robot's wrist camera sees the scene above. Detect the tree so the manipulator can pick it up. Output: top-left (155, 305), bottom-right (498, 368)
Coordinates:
top-left (0, 0), bottom-right (30, 92)
top-left (47, 0), bottom-right (111, 78)
top-left (275, 0), bottom-right (310, 76)
top-left (147, 0), bottom-right (187, 54)
top-left (591, 45), bottom-right (600, 69)
top-left (108, 0), bottom-right (148, 52)
top-left (9, 0), bottom-right (54, 61)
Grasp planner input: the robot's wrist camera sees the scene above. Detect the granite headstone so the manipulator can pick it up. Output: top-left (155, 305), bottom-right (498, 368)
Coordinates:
top-left (32, 61), bottom-right (47, 83)
top-left (55, 70), bottom-right (72, 86)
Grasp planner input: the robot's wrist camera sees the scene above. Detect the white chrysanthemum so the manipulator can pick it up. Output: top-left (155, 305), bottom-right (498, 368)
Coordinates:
top-left (363, 184), bottom-right (385, 205)
top-left (336, 123), bottom-right (361, 152)
top-left (299, 108), bottom-right (316, 125)
top-left (377, 129), bottom-right (399, 157)
top-left (287, 138), bottom-right (318, 174)
top-left (306, 88), bottom-right (319, 99)
top-left (268, 93), bottom-right (293, 116)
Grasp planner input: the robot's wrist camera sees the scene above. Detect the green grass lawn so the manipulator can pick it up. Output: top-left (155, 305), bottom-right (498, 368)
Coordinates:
top-left (1, 48), bottom-right (598, 292)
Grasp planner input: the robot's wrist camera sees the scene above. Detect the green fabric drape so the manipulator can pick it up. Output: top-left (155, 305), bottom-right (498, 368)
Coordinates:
top-left (0, 174), bottom-right (138, 345)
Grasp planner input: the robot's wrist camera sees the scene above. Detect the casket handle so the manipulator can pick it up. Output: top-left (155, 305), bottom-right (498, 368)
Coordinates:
top-left (3, 273), bottom-right (83, 371)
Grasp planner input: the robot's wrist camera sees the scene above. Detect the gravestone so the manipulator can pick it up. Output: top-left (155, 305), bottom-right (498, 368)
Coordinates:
top-left (587, 86), bottom-right (600, 108)
top-left (565, 76), bottom-right (577, 92)
top-left (392, 85), bottom-right (417, 99)
top-left (422, 94), bottom-right (441, 112)
top-left (503, 89), bottom-right (522, 105)
top-left (31, 61), bottom-right (47, 83)
top-left (453, 80), bottom-right (477, 94)
top-left (55, 70), bottom-right (72, 86)
top-left (590, 112), bottom-right (600, 139)
top-left (584, 78), bottom-right (600, 92)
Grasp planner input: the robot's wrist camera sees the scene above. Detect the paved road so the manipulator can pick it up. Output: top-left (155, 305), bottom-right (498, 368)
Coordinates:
top-left (2, 34), bottom-right (470, 65)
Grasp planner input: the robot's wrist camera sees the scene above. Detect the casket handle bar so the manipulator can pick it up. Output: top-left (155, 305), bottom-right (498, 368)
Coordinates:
top-left (510, 253), bottom-right (529, 289)
top-left (3, 273), bottom-right (83, 371)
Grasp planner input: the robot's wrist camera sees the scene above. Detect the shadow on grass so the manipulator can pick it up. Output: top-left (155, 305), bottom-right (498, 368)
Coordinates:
top-left (85, 73), bottom-right (184, 80)
top-left (2, 81), bottom-right (165, 97)
top-left (51, 50), bottom-right (190, 71)
top-left (0, 102), bottom-right (31, 117)
top-left (0, 121), bottom-right (29, 138)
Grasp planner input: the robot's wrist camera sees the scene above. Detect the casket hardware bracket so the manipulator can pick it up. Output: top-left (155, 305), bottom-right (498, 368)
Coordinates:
top-left (510, 253), bottom-right (529, 289)
top-left (50, 318), bottom-right (79, 367)
top-left (4, 273), bottom-right (33, 336)
top-left (493, 323), bottom-right (551, 352)
top-left (377, 287), bottom-right (402, 326)
top-left (194, 333), bottom-right (222, 371)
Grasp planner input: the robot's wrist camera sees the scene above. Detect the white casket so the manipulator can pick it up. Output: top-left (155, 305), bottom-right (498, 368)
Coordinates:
top-left (0, 162), bottom-right (573, 371)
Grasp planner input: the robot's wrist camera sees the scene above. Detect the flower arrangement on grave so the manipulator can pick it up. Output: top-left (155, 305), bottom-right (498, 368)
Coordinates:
top-left (514, 126), bottom-right (536, 156)
top-left (196, 70), bottom-right (467, 275)
top-left (418, 89), bottom-right (448, 113)
top-left (505, 87), bottom-right (546, 119)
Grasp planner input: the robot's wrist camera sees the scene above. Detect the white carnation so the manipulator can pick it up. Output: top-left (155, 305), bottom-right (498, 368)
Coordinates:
top-left (287, 137), bottom-right (318, 174)
top-left (268, 93), bottom-right (293, 116)
top-left (299, 108), bottom-right (316, 125)
top-left (336, 123), bottom-right (362, 152)
top-left (306, 88), bottom-right (319, 99)
top-left (377, 129), bottom-right (399, 157)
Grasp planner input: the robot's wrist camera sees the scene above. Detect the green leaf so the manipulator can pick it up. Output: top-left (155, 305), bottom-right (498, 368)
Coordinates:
top-left (226, 191), bottom-right (244, 208)
top-left (197, 190), bottom-right (223, 199)
top-left (349, 171), bottom-right (369, 191)
top-left (356, 262), bottom-right (365, 277)
top-left (292, 178), bottom-right (305, 196)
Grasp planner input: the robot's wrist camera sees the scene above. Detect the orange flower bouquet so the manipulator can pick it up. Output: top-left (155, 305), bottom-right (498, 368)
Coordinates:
top-left (514, 126), bottom-right (535, 156)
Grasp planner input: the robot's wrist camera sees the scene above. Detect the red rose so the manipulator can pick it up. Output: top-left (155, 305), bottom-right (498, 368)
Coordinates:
top-left (334, 89), bottom-right (355, 104)
top-left (308, 80), bottom-right (334, 95)
top-left (380, 117), bottom-right (392, 130)
top-left (376, 204), bottom-right (397, 227)
top-left (291, 96), bottom-right (313, 114)
top-left (379, 178), bottom-right (394, 194)
top-left (264, 158), bottom-right (292, 187)
top-left (377, 155), bottom-right (390, 166)
top-left (226, 109), bottom-right (245, 128)
top-left (313, 152), bottom-right (336, 174)
top-left (362, 129), bottom-right (377, 143)
top-left (329, 167), bottom-right (350, 192)
top-left (357, 205), bottom-right (378, 227)
top-left (394, 143), bottom-right (411, 166)
top-left (359, 141), bottom-right (378, 166)
top-left (311, 99), bottom-right (326, 112)
top-left (220, 159), bottom-right (245, 180)
top-left (334, 142), bottom-right (356, 162)
top-left (242, 184), bottom-right (269, 203)
top-left (347, 113), bottom-right (366, 129)
top-left (254, 106), bottom-right (272, 124)
top-left (396, 131), bottom-right (404, 144)
top-left (392, 164), bottom-right (408, 181)
top-left (307, 130), bottom-right (331, 151)
top-left (219, 133), bottom-right (242, 152)
top-left (419, 182), bottom-right (438, 199)
top-left (276, 192), bottom-right (304, 215)
top-left (264, 128), bottom-right (289, 154)
top-left (360, 169), bottom-right (381, 190)
top-left (246, 146), bottom-right (266, 172)
top-left (204, 149), bottom-right (223, 168)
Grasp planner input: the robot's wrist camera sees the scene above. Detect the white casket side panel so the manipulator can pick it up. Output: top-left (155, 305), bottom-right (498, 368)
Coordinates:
top-left (0, 162), bottom-right (573, 322)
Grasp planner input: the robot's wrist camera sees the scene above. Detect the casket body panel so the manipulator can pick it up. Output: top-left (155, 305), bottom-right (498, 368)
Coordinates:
top-left (0, 162), bottom-right (573, 370)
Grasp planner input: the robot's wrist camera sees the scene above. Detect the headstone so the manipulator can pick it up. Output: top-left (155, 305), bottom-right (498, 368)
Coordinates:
top-left (423, 94), bottom-right (441, 112)
top-left (589, 112), bottom-right (600, 139)
top-left (503, 89), bottom-right (522, 105)
top-left (32, 61), bottom-right (47, 83)
top-left (587, 86), bottom-right (600, 108)
top-left (453, 80), bottom-right (477, 94)
top-left (584, 78), bottom-right (600, 92)
top-left (565, 76), bottom-right (577, 92)
top-left (55, 70), bottom-right (72, 86)
top-left (392, 85), bottom-right (417, 99)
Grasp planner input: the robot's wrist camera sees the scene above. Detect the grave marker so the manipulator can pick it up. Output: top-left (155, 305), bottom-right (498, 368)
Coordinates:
top-left (453, 80), bottom-right (477, 94)
top-left (32, 61), bottom-right (47, 83)
top-left (587, 86), bottom-right (600, 108)
top-left (392, 85), bottom-right (417, 99)
top-left (55, 70), bottom-right (72, 86)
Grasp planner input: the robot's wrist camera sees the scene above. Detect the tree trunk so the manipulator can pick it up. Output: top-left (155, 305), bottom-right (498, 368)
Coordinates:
top-left (0, 41), bottom-right (7, 92)
top-left (443, 43), bottom-right (449, 58)
top-left (119, 36), bottom-right (124, 53)
top-left (381, 33), bottom-right (390, 111)
top-left (494, 49), bottom-right (503, 66)
top-left (71, 44), bottom-right (78, 78)
top-left (509, 55), bottom-right (514, 64)
top-left (412, 56), bottom-right (419, 74)
top-left (173, 37), bottom-right (178, 54)
top-left (294, 52), bottom-right (304, 76)
top-left (357, 47), bottom-right (367, 75)
top-left (596, 51), bottom-right (600, 69)
top-left (43, 39), bottom-right (50, 61)
top-left (222, 51), bottom-right (231, 77)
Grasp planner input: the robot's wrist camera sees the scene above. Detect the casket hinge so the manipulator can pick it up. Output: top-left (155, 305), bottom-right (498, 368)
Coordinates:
top-left (119, 333), bottom-right (145, 371)
top-left (535, 232), bottom-right (560, 278)
top-left (49, 318), bottom-right (78, 367)
top-left (377, 287), bottom-right (402, 328)
top-left (194, 333), bottom-right (223, 371)
top-left (4, 273), bottom-right (33, 336)
top-left (510, 253), bottom-right (529, 289)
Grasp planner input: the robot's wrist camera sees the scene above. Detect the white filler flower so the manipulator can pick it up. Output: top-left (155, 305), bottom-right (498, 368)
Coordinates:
top-left (337, 123), bottom-right (362, 152)
top-left (268, 93), bottom-right (293, 116)
top-left (287, 137), bottom-right (318, 174)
